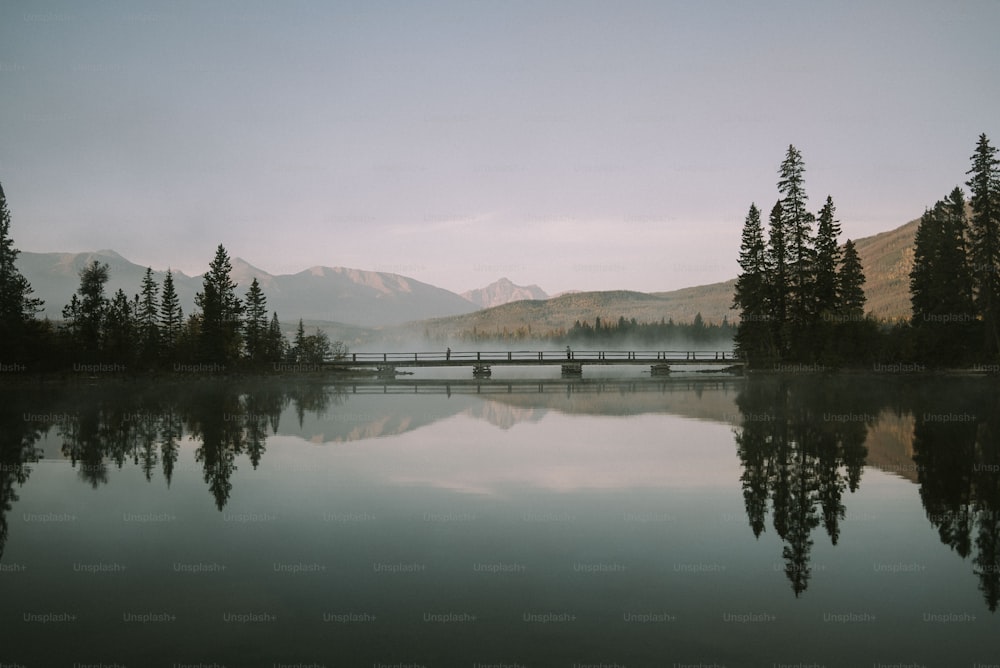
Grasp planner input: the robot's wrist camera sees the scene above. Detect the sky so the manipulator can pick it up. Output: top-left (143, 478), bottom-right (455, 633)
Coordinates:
top-left (1, 0), bottom-right (998, 295)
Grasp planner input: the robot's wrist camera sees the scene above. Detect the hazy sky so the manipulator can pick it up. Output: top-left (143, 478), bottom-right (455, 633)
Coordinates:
top-left (1, 0), bottom-right (998, 294)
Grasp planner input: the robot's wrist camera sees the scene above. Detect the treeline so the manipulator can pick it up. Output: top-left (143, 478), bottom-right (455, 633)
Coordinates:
top-left (905, 134), bottom-right (1000, 365)
top-left (734, 135), bottom-right (1000, 369)
top-left (0, 183), bottom-right (343, 373)
top-left (564, 313), bottom-right (734, 345)
top-left (453, 313), bottom-right (735, 345)
top-left (733, 145), bottom-right (874, 366)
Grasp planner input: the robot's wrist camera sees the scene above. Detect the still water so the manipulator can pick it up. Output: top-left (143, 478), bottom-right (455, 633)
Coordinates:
top-left (1, 372), bottom-right (998, 666)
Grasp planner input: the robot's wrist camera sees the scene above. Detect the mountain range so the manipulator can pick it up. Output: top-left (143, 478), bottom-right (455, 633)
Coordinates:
top-left (16, 251), bottom-right (482, 328)
top-left (15, 213), bottom-right (920, 338)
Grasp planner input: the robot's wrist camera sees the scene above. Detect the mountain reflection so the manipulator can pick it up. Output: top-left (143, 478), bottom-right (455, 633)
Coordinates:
top-left (2, 376), bottom-right (999, 611)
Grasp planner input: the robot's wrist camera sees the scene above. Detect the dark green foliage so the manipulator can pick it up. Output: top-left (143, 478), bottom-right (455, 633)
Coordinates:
top-left (814, 196), bottom-right (842, 319)
top-left (194, 245), bottom-right (244, 364)
top-left (909, 186), bottom-right (981, 365)
top-left (0, 182), bottom-right (44, 364)
top-left (767, 200), bottom-right (789, 356)
top-left (289, 318), bottom-right (331, 365)
top-left (159, 269), bottom-right (182, 360)
top-left (839, 240), bottom-right (866, 320)
top-left (266, 312), bottom-right (286, 364)
top-left (967, 134), bottom-right (1000, 355)
top-left (778, 145), bottom-right (815, 327)
top-left (62, 260), bottom-right (110, 359)
top-left (736, 147), bottom-right (867, 366)
top-left (733, 203), bottom-right (773, 363)
top-left (103, 288), bottom-right (135, 363)
top-left (910, 192), bottom-right (975, 324)
top-left (242, 277), bottom-right (269, 365)
top-left (563, 315), bottom-right (734, 346)
top-left (136, 268), bottom-right (160, 364)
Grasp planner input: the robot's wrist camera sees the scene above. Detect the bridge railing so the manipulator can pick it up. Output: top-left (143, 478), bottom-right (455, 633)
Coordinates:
top-left (326, 350), bottom-right (740, 364)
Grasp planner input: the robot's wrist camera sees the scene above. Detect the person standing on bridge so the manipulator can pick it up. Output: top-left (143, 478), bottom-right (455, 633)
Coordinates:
top-left (566, 345), bottom-right (572, 360)
top-left (446, 347), bottom-right (451, 361)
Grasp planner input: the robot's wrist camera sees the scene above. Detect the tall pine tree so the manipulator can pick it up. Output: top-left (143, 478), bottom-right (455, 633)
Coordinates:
top-left (838, 240), bottom-right (866, 320)
top-left (733, 203), bottom-right (772, 363)
top-left (104, 288), bottom-right (135, 363)
top-left (63, 260), bottom-right (110, 358)
top-left (266, 312), bottom-right (285, 363)
top-left (777, 145), bottom-right (815, 328)
top-left (136, 268), bottom-right (160, 364)
top-left (813, 196), bottom-right (842, 320)
top-left (194, 245), bottom-right (244, 364)
top-left (242, 277), bottom-right (269, 365)
top-left (911, 191), bottom-right (976, 327)
top-left (940, 188), bottom-right (975, 322)
top-left (767, 200), bottom-right (789, 356)
top-left (0, 182), bottom-right (43, 361)
top-left (910, 205), bottom-right (941, 325)
top-left (966, 134), bottom-right (1000, 355)
top-left (159, 269), bottom-right (182, 359)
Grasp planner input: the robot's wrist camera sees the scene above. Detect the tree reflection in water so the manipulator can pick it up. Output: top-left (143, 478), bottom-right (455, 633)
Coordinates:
top-left (734, 376), bottom-right (871, 596)
top-left (734, 375), bottom-right (1000, 611)
top-left (0, 377), bottom-right (998, 611)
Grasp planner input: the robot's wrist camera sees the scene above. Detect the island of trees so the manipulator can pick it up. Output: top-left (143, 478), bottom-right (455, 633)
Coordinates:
top-left (733, 134), bottom-right (1000, 369)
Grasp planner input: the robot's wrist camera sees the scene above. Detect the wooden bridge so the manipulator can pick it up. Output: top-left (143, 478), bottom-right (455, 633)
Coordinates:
top-left (323, 350), bottom-right (743, 378)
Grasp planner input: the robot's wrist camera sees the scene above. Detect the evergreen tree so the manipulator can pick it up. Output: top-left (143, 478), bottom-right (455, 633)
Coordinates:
top-left (242, 277), bottom-right (269, 365)
top-left (733, 203), bottom-right (772, 362)
top-left (814, 196), bottom-right (842, 320)
top-left (908, 189), bottom-right (977, 363)
top-left (940, 188), bottom-right (976, 321)
top-left (291, 319), bottom-right (307, 363)
top-left (910, 206), bottom-right (941, 325)
top-left (63, 260), bottom-right (110, 357)
top-left (966, 134), bottom-right (1000, 354)
top-left (910, 192), bottom-right (975, 327)
top-left (136, 267), bottom-right (160, 363)
top-left (159, 269), bottom-right (182, 358)
top-left (299, 327), bottom-right (331, 365)
top-left (777, 145), bottom-right (815, 326)
top-left (265, 312), bottom-right (285, 363)
top-left (838, 240), bottom-right (866, 320)
top-left (767, 200), bottom-right (789, 355)
top-left (0, 182), bottom-right (43, 361)
top-left (104, 288), bottom-right (135, 363)
top-left (194, 245), bottom-right (244, 364)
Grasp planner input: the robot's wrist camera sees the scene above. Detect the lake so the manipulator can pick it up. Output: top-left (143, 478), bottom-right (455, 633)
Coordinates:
top-left (1, 371), bottom-right (998, 667)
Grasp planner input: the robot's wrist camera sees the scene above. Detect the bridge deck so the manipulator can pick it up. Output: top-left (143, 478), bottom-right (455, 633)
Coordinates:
top-left (324, 350), bottom-right (742, 368)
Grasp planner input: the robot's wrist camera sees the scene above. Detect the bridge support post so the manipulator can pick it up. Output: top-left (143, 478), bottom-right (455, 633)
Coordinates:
top-left (561, 363), bottom-right (583, 378)
top-left (650, 363), bottom-right (671, 377)
top-left (472, 364), bottom-right (492, 378)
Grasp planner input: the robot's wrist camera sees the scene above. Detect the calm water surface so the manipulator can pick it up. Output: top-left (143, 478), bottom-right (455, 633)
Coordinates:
top-left (1, 373), bottom-right (998, 667)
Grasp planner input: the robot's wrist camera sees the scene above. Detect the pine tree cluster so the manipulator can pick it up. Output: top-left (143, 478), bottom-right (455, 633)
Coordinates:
top-left (733, 145), bottom-right (870, 366)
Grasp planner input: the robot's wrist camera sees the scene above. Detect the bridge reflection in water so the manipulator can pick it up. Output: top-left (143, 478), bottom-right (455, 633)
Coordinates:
top-left (324, 349), bottom-right (743, 377)
top-left (333, 376), bottom-right (743, 395)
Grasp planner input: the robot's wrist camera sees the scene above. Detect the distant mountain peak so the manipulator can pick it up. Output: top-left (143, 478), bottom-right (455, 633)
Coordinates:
top-left (94, 248), bottom-right (126, 259)
top-left (462, 278), bottom-right (548, 308)
top-left (17, 251), bottom-right (479, 327)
